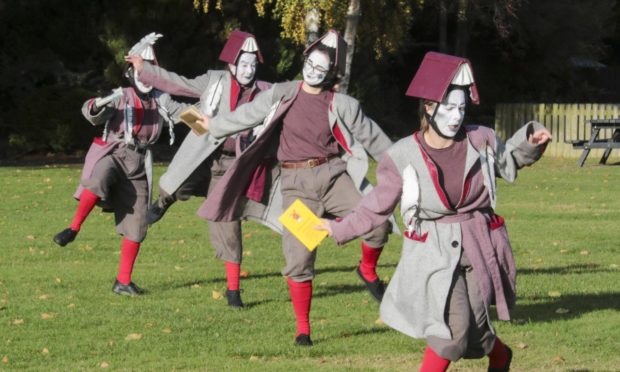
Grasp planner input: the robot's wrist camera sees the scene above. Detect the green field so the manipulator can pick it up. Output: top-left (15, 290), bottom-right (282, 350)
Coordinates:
top-left (1, 157), bottom-right (618, 371)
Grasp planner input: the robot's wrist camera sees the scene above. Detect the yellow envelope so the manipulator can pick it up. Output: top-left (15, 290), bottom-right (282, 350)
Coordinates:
top-left (279, 199), bottom-right (327, 251)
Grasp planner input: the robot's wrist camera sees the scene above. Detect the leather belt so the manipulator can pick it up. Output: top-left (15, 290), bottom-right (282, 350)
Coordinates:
top-left (280, 156), bottom-right (336, 169)
top-left (126, 143), bottom-right (148, 155)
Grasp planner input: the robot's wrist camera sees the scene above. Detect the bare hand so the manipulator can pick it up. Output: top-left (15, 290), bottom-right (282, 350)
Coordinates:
top-left (124, 55), bottom-right (145, 73)
top-left (314, 218), bottom-right (333, 236)
top-left (528, 128), bottom-right (552, 146)
top-left (195, 114), bottom-right (210, 134)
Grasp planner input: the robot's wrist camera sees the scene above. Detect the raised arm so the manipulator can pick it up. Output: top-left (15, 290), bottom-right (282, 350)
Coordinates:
top-left (495, 121), bottom-right (550, 182)
top-left (328, 154), bottom-right (403, 245)
top-left (207, 86), bottom-right (277, 139)
top-left (127, 57), bottom-right (212, 98)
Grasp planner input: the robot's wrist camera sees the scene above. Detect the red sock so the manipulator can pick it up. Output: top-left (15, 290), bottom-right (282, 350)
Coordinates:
top-left (225, 261), bottom-right (240, 291)
top-left (70, 189), bottom-right (99, 232)
top-left (488, 338), bottom-right (509, 369)
top-left (287, 278), bottom-right (312, 336)
top-left (359, 242), bottom-right (383, 282)
top-left (117, 238), bottom-right (140, 285)
top-left (419, 346), bottom-right (450, 372)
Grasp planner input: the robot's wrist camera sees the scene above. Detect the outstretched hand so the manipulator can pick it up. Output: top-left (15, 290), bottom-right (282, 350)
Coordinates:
top-left (124, 55), bottom-right (145, 73)
top-left (528, 128), bottom-right (552, 146)
top-left (315, 218), bottom-right (333, 236)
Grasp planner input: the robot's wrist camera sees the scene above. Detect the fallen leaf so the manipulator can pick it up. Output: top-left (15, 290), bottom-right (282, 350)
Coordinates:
top-left (319, 281), bottom-right (327, 286)
top-left (548, 291), bottom-right (561, 298)
top-left (610, 264), bottom-right (618, 269)
top-left (55, 278), bottom-right (62, 283)
top-left (83, 244), bottom-right (93, 252)
top-left (2, 356), bottom-right (8, 364)
top-left (67, 303), bottom-right (76, 308)
top-left (100, 361), bottom-right (110, 368)
top-left (515, 342), bottom-right (528, 350)
top-left (552, 241), bottom-right (559, 246)
top-left (191, 284), bottom-right (200, 289)
top-left (125, 333), bottom-right (142, 341)
top-left (42, 348), bottom-right (49, 354)
top-left (244, 233), bottom-right (252, 239)
top-left (26, 235), bottom-right (35, 240)
top-left (174, 266), bottom-right (183, 271)
top-left (12, 319), bottom-right (24, 325)
top-left (552, 355), bottom-right (565, 363)
top-left (177, 240), bottom-right (185, 244)
top-left (580, 250), bottom-right (589, 256)
top-left (144, 323), bottom-right (154, 329)
top-left (555, 308), bottom-right (570, 314)
top-left (243, 251), bottom-right (253, 257)
top-left (375, 318), bottom-right (385, 325)
top-left (362, 299), bottom-right (369, 304)
top-left (41, 313), bottom-right (56, 320)
top-left (162, 327), bottom-right (172, 334)
top-left (212, 291), bottom-right (223, 300)
top-left (249, 356), bottom-right (259, 361)
top-left (560, 249), bottom-right (568, 254)
top-left (39, 294), bottom-right (50, 300)
top-left (240, 271), bottom-right (250, 278)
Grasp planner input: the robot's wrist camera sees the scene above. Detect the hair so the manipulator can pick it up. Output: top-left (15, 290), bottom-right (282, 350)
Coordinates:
top-left (418, 85), bottom-right (470, 132)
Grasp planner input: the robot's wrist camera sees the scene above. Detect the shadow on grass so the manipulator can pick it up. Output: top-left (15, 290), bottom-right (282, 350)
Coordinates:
top-left (518, 263), bottom-right (617, 275)
top-left (510, 292), bottom-right (620, 323)
top-left (313, 284), bottom-right (367, 299)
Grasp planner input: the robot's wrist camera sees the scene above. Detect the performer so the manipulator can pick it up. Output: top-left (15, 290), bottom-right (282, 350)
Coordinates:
top-left (319, 52), bottom-right (552, 371)
top-left (53, 33), bottom-right (186, 296)
top-left (198, 30), bottom-right (395, 346)
top-left (124, 30), bottom-right (271, 308)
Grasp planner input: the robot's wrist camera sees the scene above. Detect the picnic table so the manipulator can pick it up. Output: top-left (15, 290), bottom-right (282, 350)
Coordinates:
top-left (570, 119), bottom-right (620, 167)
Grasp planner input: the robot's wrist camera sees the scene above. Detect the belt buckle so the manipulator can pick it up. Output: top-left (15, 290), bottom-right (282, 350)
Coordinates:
top-left (307, 159), bottom-right (319, 168)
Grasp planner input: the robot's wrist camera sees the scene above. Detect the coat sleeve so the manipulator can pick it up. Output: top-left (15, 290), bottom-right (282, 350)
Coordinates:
top-left (81, 96), bottom-right (119, 126)
top-left (138, 63), bottom-right (211, 98)
top-left (330, 153), bottom-right (403, 245)
top-left (209, 86), bottom-right (277, 139)
top-left (336, 94), bottom-right (393, 160)
top-left (154, 92), bottom-right (190, 124)
top-left (495, 121), bottom-right (547, 182)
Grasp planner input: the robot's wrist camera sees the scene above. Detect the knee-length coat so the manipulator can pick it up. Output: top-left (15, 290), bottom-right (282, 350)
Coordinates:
top-left (201, 81), bottom-right (398, 233)
top-left (330, 122), bottom-right (547, 340)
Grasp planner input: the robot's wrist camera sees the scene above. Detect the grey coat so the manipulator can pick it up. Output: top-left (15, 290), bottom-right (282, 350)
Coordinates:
top-left (200, 81), bottom-right (397, 233)
top-left (138, 64), bottom-right (270, 195)
top-left (331, 122), bottom-right (547, 341)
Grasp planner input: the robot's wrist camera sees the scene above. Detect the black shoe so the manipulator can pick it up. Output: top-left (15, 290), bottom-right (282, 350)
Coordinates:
top-left (53, 228), bottom-right (77, 247)
top-left (225, 289), bottom-right (245, 308)
top-left (146, 200), bottom-right (171, 225)
top-left (356, 266), bottom-right (385, 302)
top-left (488, 345), bottom-right (512, 372)
top-left (295, 333), bottom-right (313, 346)
top-left (112, 280), bottom-right (145, 296)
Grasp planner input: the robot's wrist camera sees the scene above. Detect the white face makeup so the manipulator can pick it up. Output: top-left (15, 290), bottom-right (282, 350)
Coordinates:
top-left (134, 69), bottom-right (153, 94)
top-left (428, 89), bottom-right (467, 138)
top-left (231, 52), bottom-right (258, 86)
top-left (302, 50), bottom-right (330, 86)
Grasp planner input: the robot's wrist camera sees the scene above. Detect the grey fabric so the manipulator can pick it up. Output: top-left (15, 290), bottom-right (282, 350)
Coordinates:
top-left (82, 146), bottom-right (149, 242)
top-left (427, 253), bottom-right (496, 361)
top-left (281, 158), bottom-right (389, 281)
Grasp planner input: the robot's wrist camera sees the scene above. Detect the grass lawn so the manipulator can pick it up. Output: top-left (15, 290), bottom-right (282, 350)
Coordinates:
top-left (0, 156), bottom-right (618, 371)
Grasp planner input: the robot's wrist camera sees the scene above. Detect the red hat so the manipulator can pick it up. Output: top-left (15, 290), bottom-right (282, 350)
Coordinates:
top-left (405, 51), bottom-right (479, 104)
top-left (303, 29), bottom-right (347, 77)
top-left (219, 30), bottom-right (264, 64)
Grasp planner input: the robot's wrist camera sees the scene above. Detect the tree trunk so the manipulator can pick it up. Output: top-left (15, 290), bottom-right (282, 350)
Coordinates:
top-left (454, 0), bottom-right (469, 56)
top-left (339, 0), bottom-right (361, 93)
top-left (305, 8), bottom-right (320, 46)
top-left (438, 0), bottom-right (448, 53)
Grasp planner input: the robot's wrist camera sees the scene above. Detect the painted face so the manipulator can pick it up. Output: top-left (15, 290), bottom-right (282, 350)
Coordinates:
top-left (231, 52), bottom-right (258, 86)
top-left (428, 89), bottom-right (467, 138)
top-left (302, 50), bottom-right (330, 86)
top-left (134, 68), bottom-right (153, 94)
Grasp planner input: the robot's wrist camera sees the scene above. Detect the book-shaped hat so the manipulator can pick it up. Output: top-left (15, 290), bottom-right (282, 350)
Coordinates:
top-left (405, 52), bottom-right (479, 104)
top-left (128, 32), bottom-right (163, 65)
top-left (303, 29), bottom-right (347, 77)
top-left (219, 30), bottom-right (264, 64)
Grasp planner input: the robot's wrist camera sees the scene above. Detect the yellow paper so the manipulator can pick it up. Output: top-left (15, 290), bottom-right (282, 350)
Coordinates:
top-left (279, 199), bottom-right (327, 251)
top-left (179, 106), bottom-right (207, 135)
